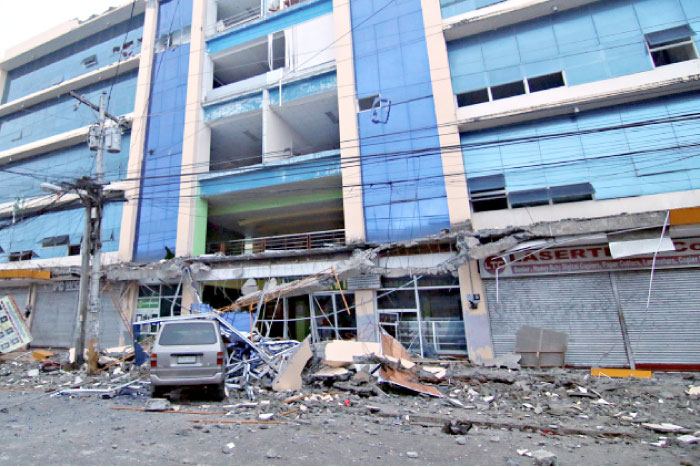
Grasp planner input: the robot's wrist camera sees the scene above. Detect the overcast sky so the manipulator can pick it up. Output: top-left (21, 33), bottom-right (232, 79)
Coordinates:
top-left (0, 0), bottom-right (130, 59)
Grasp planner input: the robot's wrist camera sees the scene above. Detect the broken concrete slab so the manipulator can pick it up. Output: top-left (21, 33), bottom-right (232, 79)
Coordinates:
top-left (378, 333), bottom-right (442, 398)
top-left (642, 423), bottom-right (690, 434)
top-left (482, 353), bottom-right (521, 371)
top-left (321, 340), bottom-right (381, 367)
top-left (312, 366), bottom-right (351, 379)
top-left (272, 336), bottom-right (312, 392)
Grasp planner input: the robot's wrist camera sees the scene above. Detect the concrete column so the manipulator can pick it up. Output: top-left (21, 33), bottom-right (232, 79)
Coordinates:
top-left (206, 0), bottom-right (218, 32)
top-left (0, 69), bottom-right (8, 104)
top-left (180, 280), bottom-right (197, 316)
top-left (118, 0), bottom-right (159, 262)
top-left (458, 261), bottom-right (494, 363)
top-left (420, 0), bottom-right (471, 226)
top-left (333, 0), bottom-right (365, 243)
top-left (176, 0), bottom-right (211, 260)
top-left (354, 289), bottom-right (378, 342)
top-left (264, 105), bottom-right (312, 162)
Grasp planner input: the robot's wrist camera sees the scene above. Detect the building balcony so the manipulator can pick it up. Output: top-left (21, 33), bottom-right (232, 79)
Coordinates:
top-left (207, 0), bottom-right (316, 39)
top-left (206, 228), bottom-right (345, 255)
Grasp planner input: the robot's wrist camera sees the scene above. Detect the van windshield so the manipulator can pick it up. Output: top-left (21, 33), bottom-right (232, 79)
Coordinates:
top-left (158, 322), bottom-right (218, 346)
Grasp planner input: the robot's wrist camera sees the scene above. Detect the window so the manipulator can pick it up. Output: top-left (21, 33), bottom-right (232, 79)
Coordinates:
top-left (158, 322), bottom-right (218, 346)
top-left (41, 235), bottom-right (69, 247)
top-left (457, 88), bottom-right (489, 107)
top-left (358, 94), bottom-right (380, 112)
top-left (68, 244), bottom-right (81, 256)
top-left (550, 183), bottom-right (594, 203)
top-left (457, 71), bottom-right (566, 107)
top-left (527, 72), bottom-right (565, 93)
top-left (8, 251), bottom-right (34, 262)
top-left (509, 188), bottom-right (550, 208)
top-left (491, 80), bottom-right (526, 100)
top-left (467, 174), bottom-right (508, 212)
top-left (81, 55), bottom-right (98, 68)
top-left (646, 25), bottom-right (698, 67)
top-left (466, 180), bottom-right (595, 212)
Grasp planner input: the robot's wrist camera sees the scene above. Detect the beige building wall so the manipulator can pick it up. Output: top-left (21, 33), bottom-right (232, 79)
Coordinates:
top-left (333, 0), bottom-right (365, 244)
top-left (421, 0), bottom-right (494, 362)
top-left (176, 0), bottom-right (212, 313)
top-left (118, 0), bottom-right (159, 262)
top-left (421, 0), bottom-right (471, 227)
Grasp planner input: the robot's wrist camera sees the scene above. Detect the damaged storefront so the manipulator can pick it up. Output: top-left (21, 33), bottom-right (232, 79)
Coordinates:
top-left (480, 237), bottom-right (700, 369)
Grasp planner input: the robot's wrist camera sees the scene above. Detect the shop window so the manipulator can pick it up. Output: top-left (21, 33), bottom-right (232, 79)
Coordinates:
top-left (550, 183), bottom-right (594, 204)
top-left (509, 188), bottom-right (550, 208)
top-left (646, 25), bottom-right (698, 67)
top-left (457, 88), bottom-right (489, 107)
top-left (377, 275), bottom-right (466, 356)
top-left (527, 72), bottom-right (565, 93)
top-left (135, 285), bottom-right (183, 337)
top-left (491, 80), bottom-right (526, 100)
top-left (467, 174), bottom-right (508, 212)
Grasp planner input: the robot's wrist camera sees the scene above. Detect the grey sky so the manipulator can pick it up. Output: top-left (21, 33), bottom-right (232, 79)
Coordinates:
top-left (0, 0), bottom-right (130, 59)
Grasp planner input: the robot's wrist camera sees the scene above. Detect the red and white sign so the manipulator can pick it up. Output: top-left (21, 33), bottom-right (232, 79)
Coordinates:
top-left (479, 238), bottom-right (700, 278)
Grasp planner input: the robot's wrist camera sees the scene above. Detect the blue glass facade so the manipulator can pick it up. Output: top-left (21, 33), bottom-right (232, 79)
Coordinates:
top-left (447, 0), bottom-right (700, 94)
top-left (461, 91), bottom-right (700, 201)
top-left (2, 15), bottom-right (144, 103)
top-left (0, 202), bottom-right (123, 261)
top-left (133, 0), bottom-right (193, 261)
top-left (351, 0), bottom-right (451, 243)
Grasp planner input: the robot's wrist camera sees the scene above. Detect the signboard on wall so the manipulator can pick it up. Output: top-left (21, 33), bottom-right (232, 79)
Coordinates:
top-left (480, 237), bottom-right (700, 278)
top-left (0, 295), bottom-right (32, 353)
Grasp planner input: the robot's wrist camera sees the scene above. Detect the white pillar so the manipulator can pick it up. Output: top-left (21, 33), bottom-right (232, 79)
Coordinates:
top-left (118, 0), bottom-right (159, 262)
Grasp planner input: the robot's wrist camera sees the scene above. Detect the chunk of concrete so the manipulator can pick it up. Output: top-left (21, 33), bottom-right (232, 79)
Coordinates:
top-left (145, 398), bottom-right (171, 412)
top-left (533, 449), bottom-right (557, 466)
top-left (272, 336), bottom-right (312, 392)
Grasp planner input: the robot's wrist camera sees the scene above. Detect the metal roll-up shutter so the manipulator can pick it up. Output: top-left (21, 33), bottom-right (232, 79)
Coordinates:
top-left (0, 288), bottom-right (29, 313)
top-left (614, 269), bottom-right (700, 365)
top-left (484, 273), bottom-right (629, 367)
top-left (31, 285), bottom-right (79, 348)
top-left (99, 292), bottom-right (129, 348)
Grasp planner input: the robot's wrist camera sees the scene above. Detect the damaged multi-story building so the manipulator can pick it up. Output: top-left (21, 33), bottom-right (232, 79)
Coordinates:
top-left (1, 0), bottom-right (699, 369)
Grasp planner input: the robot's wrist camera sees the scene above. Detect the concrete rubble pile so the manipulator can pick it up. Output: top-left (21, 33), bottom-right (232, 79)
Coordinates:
top-left (0, 348), bottom-right (150, 407)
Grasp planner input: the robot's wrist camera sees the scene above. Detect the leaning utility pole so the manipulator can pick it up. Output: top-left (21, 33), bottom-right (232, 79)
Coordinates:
top-left (68, 91), bottom-right (122, 366)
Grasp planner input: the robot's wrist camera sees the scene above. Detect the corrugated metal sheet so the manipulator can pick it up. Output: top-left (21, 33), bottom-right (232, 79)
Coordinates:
top-left (31, 285), bottom-right (79, 348)
top-left (0, 288), bottom-right (29, 312)
top-left (614, 269), bottom-right (700, 365)
top-left (484, 273), bottom-right (629, 367)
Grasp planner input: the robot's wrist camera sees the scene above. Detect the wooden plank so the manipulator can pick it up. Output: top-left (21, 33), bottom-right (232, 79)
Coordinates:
top-left (590, 368), bottom-right (652, 378)
top-left (277, 408), bottom-right (300, 417)
top-left (188, 419), bottom-right (286, 425)
top-left (0, 269), bottom-right (50, 280)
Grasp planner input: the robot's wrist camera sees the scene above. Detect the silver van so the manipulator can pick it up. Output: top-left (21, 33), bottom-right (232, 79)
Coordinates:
top-left (150, 320), bottom-right (227, 400)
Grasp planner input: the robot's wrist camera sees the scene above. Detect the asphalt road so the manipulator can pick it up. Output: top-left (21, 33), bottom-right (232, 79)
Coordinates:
top-left (0, 385), bottom-right (696, 466)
